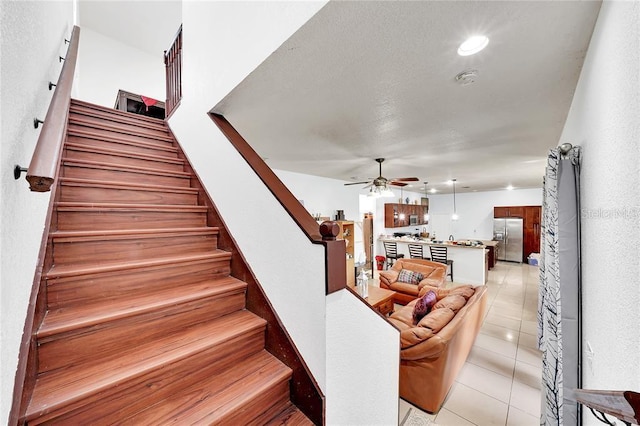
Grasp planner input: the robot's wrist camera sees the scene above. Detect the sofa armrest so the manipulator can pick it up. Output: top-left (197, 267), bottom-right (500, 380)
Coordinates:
top-left (379, 270), bottom-right (399, 287)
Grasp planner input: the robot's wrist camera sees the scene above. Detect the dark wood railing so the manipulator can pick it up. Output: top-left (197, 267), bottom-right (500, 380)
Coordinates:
top-left (164, 25), bottom-right (182, 117)
top-left (26, 25), bottom-right (80, 192)
top-left (210, 113), bottom-right (347, 295)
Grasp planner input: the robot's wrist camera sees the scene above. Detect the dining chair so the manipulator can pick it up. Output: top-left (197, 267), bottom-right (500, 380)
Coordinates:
top-left (383, 241), bottom-right (405, 269)
top-left (408, 243), bottom-right (430, 260)
top-left (429, 245), bottom-right (454, 281)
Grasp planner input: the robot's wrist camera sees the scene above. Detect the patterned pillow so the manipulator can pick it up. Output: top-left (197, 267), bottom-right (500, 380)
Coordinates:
top-left (412, 290), bottom-right (437, 324)
top-left (397, 269), bottom-right (424, 285)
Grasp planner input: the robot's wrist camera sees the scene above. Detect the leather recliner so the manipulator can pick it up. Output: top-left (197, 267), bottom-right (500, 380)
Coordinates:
top-left (379, 258), bottom-right (447, 305)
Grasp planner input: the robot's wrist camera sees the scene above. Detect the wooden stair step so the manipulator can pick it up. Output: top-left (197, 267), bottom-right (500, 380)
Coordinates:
top-left (52, 227), bottom-right (219, 266)
top-left (37, 278), bottom-right (248, 374)
top-left (122, 350), bottom-right (292, 425)
top-left (56, 201), bottom-right (207, 231)
top-left (65, 142), bottom-right (185, 172)
top-left (25, 311), bottom-right (267, 424)
top-left (67, 128), bottom-right (179, 157)
top-left (264, 403), bottom-right (315, 426)
top-left (71, 98), bottom-right (165, 127)
top-left (61, 158), bottom-right (191, 188)
top-left (59, 177), bottom-right (199, 205)
top-left (39, 276), bottom-right (246, 338)
top-left (46, 252), bottom-right (233, 310)
top-left (46, 250), bottom-right (228, 280)
top-left (68, 116), bottom-right (174, 144)
top-left (68, 110), bottom-right (170, 139)
top-left (69, 102), bottom-right (168, 133)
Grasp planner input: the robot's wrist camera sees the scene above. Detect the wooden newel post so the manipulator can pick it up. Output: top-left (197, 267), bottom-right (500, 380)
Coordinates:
top-left (320, 221), bottom-right (340, 241)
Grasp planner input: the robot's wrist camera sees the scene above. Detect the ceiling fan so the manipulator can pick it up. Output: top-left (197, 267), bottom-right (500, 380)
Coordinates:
top-left (344, 158), bottom-right (419, 191)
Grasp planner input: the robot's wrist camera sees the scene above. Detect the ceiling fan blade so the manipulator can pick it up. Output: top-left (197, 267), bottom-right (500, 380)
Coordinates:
top-left (390, 177), bottom-right (419, 182)
top-left (344, 181), bottom-right (371, 186)
top-left (389, 181), bottom-right (408, 187)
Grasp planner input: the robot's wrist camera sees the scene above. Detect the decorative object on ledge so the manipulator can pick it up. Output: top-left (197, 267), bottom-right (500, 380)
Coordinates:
top-left (575, 389), bottom-right (640, 426)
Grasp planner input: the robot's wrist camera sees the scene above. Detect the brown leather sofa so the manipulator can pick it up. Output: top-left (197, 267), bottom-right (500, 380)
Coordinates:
top-left (379, 259), bottom-right (447, 305)
top-left (388, 284), bottom-right (488, 413)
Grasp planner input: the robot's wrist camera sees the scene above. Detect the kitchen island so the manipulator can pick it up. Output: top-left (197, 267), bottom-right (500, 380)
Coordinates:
top-left (379, 238), bottom-right (488, 286)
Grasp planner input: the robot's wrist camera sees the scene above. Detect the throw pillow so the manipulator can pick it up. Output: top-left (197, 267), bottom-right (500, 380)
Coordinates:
top-left (398, 269), bottom-right (424, 285)
top-left (412, 290), bottom-right (437, 324)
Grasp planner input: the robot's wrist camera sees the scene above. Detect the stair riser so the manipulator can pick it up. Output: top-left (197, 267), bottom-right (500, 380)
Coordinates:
top-left (62, 163), bottom-right (191, 188)
top-left (64, 146), bottom-right (184, 173)
top-left (67, 134), bottom-right (178, 158)
top-left (47, 258), bottom-right (231, 310)
top-left (69, 112), bottom-right (169, 138)
top-left (31, 329), bottom-right (266, 425)
top-left (70, 100), bottom-right (165, 127)
top-left (38, 291), bottom-right (247, 373)
top-left (59, 183), bottom-right (198, 205)
top-left (68, 122), bottom-right (173, 147)
top-left (57, 209), bottom-right (206, 231)
top-left (53, 233), bottom-right (218, 266)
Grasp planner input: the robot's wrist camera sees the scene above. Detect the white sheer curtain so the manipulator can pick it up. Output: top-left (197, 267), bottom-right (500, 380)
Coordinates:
top-left (538, 145), bottom-right (582, 426)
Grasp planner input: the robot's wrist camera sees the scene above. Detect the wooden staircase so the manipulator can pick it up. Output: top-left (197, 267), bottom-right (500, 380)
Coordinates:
top-left (21, 99), bottom-right (314, 425)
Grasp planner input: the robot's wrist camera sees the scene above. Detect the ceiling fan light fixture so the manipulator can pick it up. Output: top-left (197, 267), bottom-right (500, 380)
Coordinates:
top-left (457, 35), bottom-right (489, 56)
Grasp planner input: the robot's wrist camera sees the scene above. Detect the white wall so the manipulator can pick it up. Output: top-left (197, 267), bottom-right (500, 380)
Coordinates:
top-left (75, 27), bottom-right (165, 108)
top-left (425, 188), bottom-right (542, 241)
top-left (556, 2), bottom-right (640, 423)
top-left (170, 3), bottom-right (400, 423)
top-left (0, 1), bottom-right (74, 423)
top-left (326, 291), bottom-right (399, 426)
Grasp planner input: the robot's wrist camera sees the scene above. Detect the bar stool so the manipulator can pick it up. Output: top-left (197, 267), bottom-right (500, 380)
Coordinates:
top-left (383, 241), bottom-right (405, 269)
top-left (408, 243), bottom-right (430, 260)
top-left (429, 245), bottom-right (454, 281)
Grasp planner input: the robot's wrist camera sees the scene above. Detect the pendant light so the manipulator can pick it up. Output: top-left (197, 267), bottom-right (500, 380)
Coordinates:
top-left (451, 179), bottom-right (459, 221)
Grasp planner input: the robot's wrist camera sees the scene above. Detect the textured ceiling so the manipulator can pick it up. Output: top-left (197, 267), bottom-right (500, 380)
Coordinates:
top-left (78, 0), bottom-right (181, 55)
top-left (214, 1), bottom-right (601, 194)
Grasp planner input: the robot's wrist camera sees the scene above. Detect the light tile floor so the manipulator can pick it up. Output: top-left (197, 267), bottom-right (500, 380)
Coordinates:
top-left (391, 262), bottom-right (542, 426)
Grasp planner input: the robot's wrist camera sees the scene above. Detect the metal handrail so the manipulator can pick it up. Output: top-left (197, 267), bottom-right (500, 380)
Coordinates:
top-left (25, 25), bottom-right (80, 192)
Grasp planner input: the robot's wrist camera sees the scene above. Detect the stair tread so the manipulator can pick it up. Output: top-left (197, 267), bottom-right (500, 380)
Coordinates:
top-left (71, 98), bottom-right (165, 125)
top-left (69, 102), bottom-right (167, 131)
top-left (59, 177), bottom-right (199, 194)
top-left (69, 116), bottom-right (174, 142)
top-left (62, 157), bottom-right (191, 178)
top-left (26, 310), bottom-right (267, 419)
top-left (65, 142), bottom-right (184, 165)
top-left (265, 404), bottom-right (315, 426)
top-left (52, 226), bottom-right (218, 241)
top-left (39, 276), bottom-right (247, 338)
top-left (68, 128), bottom-right (178, 154)
top-left (56, 201), bottom-right (207, 211)
top-left (123, 350), bottom-right (291, 424)
top-left (46, 250), bottom-right (230, 279)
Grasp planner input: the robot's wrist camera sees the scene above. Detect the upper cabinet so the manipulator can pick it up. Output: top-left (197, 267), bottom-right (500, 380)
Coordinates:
top-left (384, 203), bottom-right (429, 228)
top-left (494, 206), bottom-right (524, 217)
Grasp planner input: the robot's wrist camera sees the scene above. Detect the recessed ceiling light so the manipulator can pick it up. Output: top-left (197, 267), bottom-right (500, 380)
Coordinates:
top-left (506, 185), bottom-right (514, 191)
top-left (457, 35), bottom-right (489, 56)
top-left (430, 188), bottom-right (437, 194)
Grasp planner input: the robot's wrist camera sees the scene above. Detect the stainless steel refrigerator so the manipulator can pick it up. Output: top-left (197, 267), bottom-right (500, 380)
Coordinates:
top-left (493, 218), bottom-right (523, 262)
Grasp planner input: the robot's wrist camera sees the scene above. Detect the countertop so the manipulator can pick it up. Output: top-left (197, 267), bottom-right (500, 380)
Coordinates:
top-left (379, 237), bottom-right (487, 250)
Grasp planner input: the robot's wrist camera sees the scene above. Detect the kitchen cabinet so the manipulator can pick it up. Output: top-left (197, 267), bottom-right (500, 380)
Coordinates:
top-left (384, 203), bottom-right (429, 228)
top-left (494, 205), bottom-right (541, 262)
top-left (336, 221), bottom-right (355, 286)
top-left (494, 206), bottom-right (524, 217)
